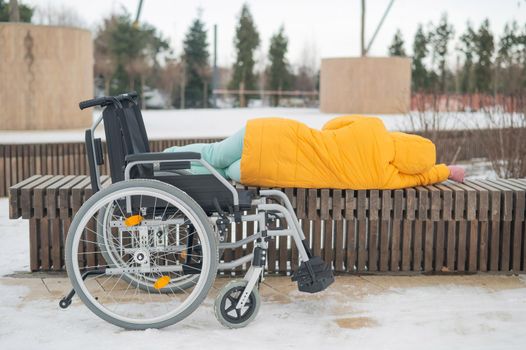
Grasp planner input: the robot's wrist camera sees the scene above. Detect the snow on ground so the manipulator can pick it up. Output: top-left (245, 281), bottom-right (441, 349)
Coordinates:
top-left (0, 107), bottom-right (521, 144)
top-left (0, 198), bottom-right (29, 276)
top-left (1, 198), bottom-right (526, 349)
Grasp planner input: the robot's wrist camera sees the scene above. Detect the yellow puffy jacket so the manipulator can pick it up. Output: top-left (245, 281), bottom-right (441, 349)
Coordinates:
top-left (240, 115), bottom-right (450, 189)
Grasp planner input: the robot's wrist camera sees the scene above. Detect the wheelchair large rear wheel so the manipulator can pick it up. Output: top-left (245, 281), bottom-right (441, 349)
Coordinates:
top-left (65, 179), bottom-right (218, 329)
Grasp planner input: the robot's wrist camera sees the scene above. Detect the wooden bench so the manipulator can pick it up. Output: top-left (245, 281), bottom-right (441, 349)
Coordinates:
top-left (8, 175), bottom-right (526, 274)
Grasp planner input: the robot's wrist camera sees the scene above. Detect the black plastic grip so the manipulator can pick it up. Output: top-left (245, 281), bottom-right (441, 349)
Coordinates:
top-left (117, 91), bottom-right (138, 100)
top-left (78, 91), bottom-right (138, 110)
top-left (79, 97), bottom-right (111, 110)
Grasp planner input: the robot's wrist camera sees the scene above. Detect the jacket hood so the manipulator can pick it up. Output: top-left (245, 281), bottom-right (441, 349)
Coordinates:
top-left (390, 132), bottom-right (436, 175)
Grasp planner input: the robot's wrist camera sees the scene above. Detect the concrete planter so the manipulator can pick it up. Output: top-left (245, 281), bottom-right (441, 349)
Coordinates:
top-left (0, 23), bottom-right (93, 130)
top-left (320, 57), bottom-right (411, 114)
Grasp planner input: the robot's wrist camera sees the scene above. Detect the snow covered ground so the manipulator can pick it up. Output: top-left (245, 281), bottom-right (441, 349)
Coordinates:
top-left (0, 107), bottom-right (519, 144)
top-left (1, 197), bottom-right (526, 350)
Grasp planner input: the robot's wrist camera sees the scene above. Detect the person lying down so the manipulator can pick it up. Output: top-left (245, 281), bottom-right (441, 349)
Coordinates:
top-left (164, 115), bottom-right (465, 189)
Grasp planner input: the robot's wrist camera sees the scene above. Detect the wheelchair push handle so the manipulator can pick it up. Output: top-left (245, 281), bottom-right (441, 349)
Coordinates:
top-left (79, 91), bottom-right (138, 110)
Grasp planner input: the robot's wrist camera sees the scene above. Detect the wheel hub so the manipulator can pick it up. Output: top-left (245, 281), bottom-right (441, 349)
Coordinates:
top-left (133, 249), bottom-right (149, 265)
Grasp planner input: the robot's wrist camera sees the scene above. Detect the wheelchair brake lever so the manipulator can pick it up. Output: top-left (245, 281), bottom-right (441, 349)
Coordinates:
top-left (213, 198), bottom-right (230, 241)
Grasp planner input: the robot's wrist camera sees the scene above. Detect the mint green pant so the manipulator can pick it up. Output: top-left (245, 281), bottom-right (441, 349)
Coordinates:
top-left (164, 127), bottom-right (245, 182)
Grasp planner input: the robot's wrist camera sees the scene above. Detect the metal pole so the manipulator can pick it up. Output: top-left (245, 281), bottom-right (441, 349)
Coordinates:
top-left (133, 0), bottom-right (144, 27)
top-left (366, 0), bottom-right (396, 54)
top-left (9, 0), bottom-right (20, 22)
top-left (213, 24), bottom-right (218, 107)
top-left (360, 0), bottom-right (366, 56)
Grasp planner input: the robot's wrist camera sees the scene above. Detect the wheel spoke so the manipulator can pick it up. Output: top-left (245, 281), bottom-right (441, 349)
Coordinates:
top-left (68, 184), bottom-right (215, 329)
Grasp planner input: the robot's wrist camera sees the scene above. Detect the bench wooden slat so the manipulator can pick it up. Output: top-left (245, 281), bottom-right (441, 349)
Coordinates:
top-left (488, 179), bottom-right (525, 272)
top-left (0, 145), bottom-right (5, 197)
top-left (46, 175), bottom-right (77, 219)
top-left (332, 189), bottom-right (344, 272)
top-left (40, 217), bottom-right (50, 270)
top-left (368, 190), bottom-right (379, 272)
top-left (283, 188), bottom-right (295, 273)
top-left (8, 174), bottom-right (42, 219)
top-left (474, 180), bottom-right (503, 271)
top-left (456, 181), bottom-right (483, 271)
top-left (484, 180), bottom-right (514, 272)
top-left (82, 179), bottom-right (100, 269)
top-left (414, 186), bottom-right (428, 272)
top-left (33, 175), bottom-right (65, 218)
top-left (29, 219), bottom-right (39, 271)
top-left (307, 189), bottom-right (317, 220)
top-left (356, 191), bottom-right (367, 272)
top-left (463, 180), bottom-right (491, 271)
top-left (320, 189), bottom-right (330, 220)
top-left (308, 190), bottom-right (321, 258)
top-left (21, 175), bottom-right (54, 219)
top-left (379, 190), bottom-right (391, 272)
top-left (442, 181), bottom-right (469, 271)
top-left (296, 188), bottom-right (306, 219)
top-left (401, 188), bottom-right (416, 271)
top-left (390, 190), bottom-right (403, 272)
top-left (344, 190), bottom-right (356, 220)
top-left (332, 190), bottom-right (342, 220)
top-left (71, 177), bottom-right (92, 212)
top-left (59, 176), bottom-right (87, 219)
top-left (346, 217), bottom-right (357, 271)
top-left (321, 189), bottom-right (333, 267)
top-left (267, 218), bottom-right (277, 274)
top-left (334, 220), bottom-right (344, 272)
top-left (51, 218), bottom-right (61, 271)
top-left (502, 179), bottom-right (526, 272)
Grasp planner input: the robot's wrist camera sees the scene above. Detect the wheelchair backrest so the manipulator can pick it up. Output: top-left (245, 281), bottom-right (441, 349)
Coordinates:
top-left (103, 100), bottom-right (153, 183)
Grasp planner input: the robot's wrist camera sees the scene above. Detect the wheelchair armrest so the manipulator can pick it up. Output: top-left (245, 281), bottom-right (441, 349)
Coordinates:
top-left (125, 152), bottom-right (201, 163)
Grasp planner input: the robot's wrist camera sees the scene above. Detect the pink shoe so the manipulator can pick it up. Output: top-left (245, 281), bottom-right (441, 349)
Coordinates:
top-left (448, 165), bottom-right (465, 183)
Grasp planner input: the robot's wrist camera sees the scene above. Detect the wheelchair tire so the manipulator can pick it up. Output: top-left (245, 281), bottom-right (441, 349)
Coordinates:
top-left (214, 279), bottom-right (261, 329)
top-left (65, 179), bottom-right (218, 330)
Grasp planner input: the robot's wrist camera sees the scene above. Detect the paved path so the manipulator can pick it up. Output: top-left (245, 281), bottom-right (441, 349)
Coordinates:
top-left (1, 273), bottom-right (525, 349)
top-left (2, 273), bottom-right (525, 329)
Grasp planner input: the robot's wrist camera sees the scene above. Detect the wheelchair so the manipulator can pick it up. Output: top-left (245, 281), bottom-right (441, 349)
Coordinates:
top-left (60, 92), bottom-right (334, 330)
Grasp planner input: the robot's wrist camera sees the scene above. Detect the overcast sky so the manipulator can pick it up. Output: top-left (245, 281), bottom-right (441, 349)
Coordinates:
top-left (26, 0), bottom-right (526, 68)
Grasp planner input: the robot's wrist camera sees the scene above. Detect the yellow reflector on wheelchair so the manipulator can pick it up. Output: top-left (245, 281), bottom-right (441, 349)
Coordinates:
top-left (154, 276), bottom-right (171, 290)
top-left (124, 215), bottom-right (143, 227)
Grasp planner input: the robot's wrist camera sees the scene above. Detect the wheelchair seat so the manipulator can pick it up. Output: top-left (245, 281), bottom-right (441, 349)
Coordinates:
top-left (156, 174), bottom-right (256, 213)
top-left (87, 96), bottom-right (254, 214)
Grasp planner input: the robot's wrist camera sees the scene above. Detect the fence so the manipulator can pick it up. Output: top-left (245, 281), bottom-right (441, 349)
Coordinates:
top-left (0, 138), bottom-right (222, 197)
top-left (411, 93), bottom-right (525, 113)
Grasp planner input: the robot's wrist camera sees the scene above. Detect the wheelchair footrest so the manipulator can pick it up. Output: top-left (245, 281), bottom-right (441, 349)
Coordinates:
top-left (291, 256), bottom-right (334, 293)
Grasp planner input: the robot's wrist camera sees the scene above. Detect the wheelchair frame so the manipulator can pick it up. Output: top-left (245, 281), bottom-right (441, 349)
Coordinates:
top-left (62, 92), bottom-right (333, 329)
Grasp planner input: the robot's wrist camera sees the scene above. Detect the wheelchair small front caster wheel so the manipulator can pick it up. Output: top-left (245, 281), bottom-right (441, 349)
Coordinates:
top-left (214, 280), bottom-right (260, 329)
top-left (59, 298), bottom-right (72, 309)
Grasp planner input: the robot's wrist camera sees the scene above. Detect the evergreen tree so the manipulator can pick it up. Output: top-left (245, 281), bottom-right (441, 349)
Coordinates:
top-left (266, 26), bottom-right (291, 106)
top-left (498, 21), bottom-right (519, 64)
top-left (229, 4), bottom-right (260, 106)
top-left (0, 0), bottom-right (33, 22)
top-left (183, 15), bottom-right (210, 108)
top-left (94, 12), bottom-right (169, 97)
top-left (430, 13), bottom-right (455, 92)
top-left (412, 24), bottom-right (429, 92)
top-left (473, 19), bottom-right (494, 93)
top-left (388, 29), bottom-right (406, 56)
top-left (458, 22), bottom-right (476, 93)
top-left (497, 21), bottom-right (524, 93)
